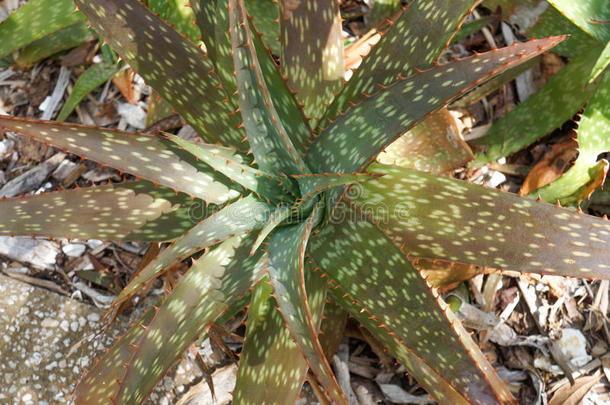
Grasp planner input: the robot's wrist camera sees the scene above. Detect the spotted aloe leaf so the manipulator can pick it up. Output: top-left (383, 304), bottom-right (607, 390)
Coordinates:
top-left (308, 37), bottom-right (565, 174)
top-left (532, 71), bottom-right (610, 205)
top-left (377, 108), bottom-right (474, 174)
top-left (0, 181), bottom-right (203, 241)
top-left (265, 204), bottom-right (347, 404)
top-left (0, 0), bottom-right (85, 58)
top-left (280, 0), bottom-right (344, 127)
top-left (234, 264), bottom-right (329, 403)
top-left (249, 12), bottom-right (313, 158)
top-left (13, 22), bottom-right (94, 69)
top-left (324, 274), bottom-right (504, 404)
top-left (189, 0), bottom-right (237, 107)
top-left (166, 134), bottom-right (293, 203)
top-left (548, 0), bottom-right (610, 43)
top-left (57, 62), bottom-right (120, 122)
top-left (316, 289), bottom-right (348, 360)
top-left (250, 204), bottom-right (293, 255)
top-left (347, 163), bottom-right (610, 279)
top-left (73, 306), bottom-right (157, 405)
top-left (193, 289), bottom-right (253, 346)
top-left (228, 0), bottom-right (307, 176)
top-left (293, 172), bottom-right (379, 197)
top-left (232, 281), bottom-right (307, 404)
top-left (472, 44), bottom-right (603, 166)
top-left (309, 222), bottom-right (515, 404)
top-left (75, 0), bottom-right (243, 147)
top-left (76, 289), bottom-right (248, 405)
top-left (114, 195), bottom-right (271, 306)
top-left (367, 0), bottom-right (402, 28)
top-left (451, 56), bottom-right (540, 108)
top-left (317, 0), bottom-right (477, 132)
top-left (246, 0), bottom-right (280, 55)
top-left (76, 234), bottom-right (265, 404)
top-left (0, 116), bottom-right (240, 203)
top-left (145, 90), bottom-right (175, 127)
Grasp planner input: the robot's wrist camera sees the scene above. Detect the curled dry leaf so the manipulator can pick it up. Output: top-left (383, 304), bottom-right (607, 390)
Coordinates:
top-left (520, 135), bottom-right (578, 196)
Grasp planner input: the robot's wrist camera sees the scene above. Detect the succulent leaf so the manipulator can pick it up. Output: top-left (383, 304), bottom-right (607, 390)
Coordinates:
top-left (189, 0), bottom-right (239, 109)
top-left (111, 234), bottom-right (264, 404)
top-left (75, 283), bottom-right (249, 404)
top-left (194, 289), bottom-right (252, 346)
top-left (13, 22), bottom-right (94, 69)
top-left (327, 287), bottom-right (473, 404)
top-left (0, 116), bottom-right (240, 203)
top-left (75, 0), bottom-right (243, 147)
top-left (73, 307), bottom-right (157, 405)
top-left (249, 11), bottom-right (313, 157)
top-left (0, 181), bottom-right (201, 241)
top-left (280, 0), bottom-right (344, 126)
top-left (57, 62), bottom-right (120, 122)
top-left (293, 172), bottom-right (379, 197)
top-left (145, 90), bottom-right (175, 128)
top-left (309, 222), bottom-right (515, 404)
top-left (266, 206), bottom-right (347, 404)
top-left (114, 195), bottom-right (272, 306)
top-left (245, 0), bottom-right (281, 55)
top-left (250, 204), bottom-right (293, 255)
top-left (318, 0), bottom-right (477, 131)
top-left (0, 0), bottom-right (85, 58)
top-left (533, 70), bottom-right (610, 204)
top-left (233, 280), bottom-right (312, 404)
top-left (265, 204), bottom-right (347, 404)
top-left (472, 44), bottom-right (604, 166)
top-left (548, 0), bottom-right (610, 43)
top-left (308, 37), bottom-right (565, 174)
top-left (348, 163), bottom-right (610, 279)
top-left (377, 108), bottom-right (474, 174)
top-left (367, 0), bottom-right (402, 28)
top-left (165, 134), bottom-right (291, 203)
top-left (228, 0), bottom-right (307, 176)
top-left (451, 56), bottom-right (540, 108)
top-left (316, 293), bottom-right (348, 360)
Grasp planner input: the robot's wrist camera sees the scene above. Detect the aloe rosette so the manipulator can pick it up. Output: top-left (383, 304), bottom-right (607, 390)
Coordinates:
top-left (0, 0), bottom-right (609, 404)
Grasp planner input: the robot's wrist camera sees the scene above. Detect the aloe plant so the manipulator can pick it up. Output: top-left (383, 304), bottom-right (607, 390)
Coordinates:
top-left (1, 0), bottom-right (609, 404)
top-left (472, 0), bottom-right (609, 206)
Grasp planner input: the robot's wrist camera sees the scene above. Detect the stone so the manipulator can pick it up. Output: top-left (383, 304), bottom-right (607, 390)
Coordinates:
top-left (557, 328), bottom-right (592, 367)
top-left (0, 237), bottom-right (59, 270)
top-left (61, 243), bottom-right (86, 258)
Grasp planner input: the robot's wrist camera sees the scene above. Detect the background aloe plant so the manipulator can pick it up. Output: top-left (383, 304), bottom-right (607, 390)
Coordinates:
top-left (0, 0), bottom-right (609, 404)
top-left (471, 0), bottom-right (609, 206)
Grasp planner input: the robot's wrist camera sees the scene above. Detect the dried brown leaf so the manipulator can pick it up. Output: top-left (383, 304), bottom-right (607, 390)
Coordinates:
top-left (549, 370), bottom-right (601, 405)
top-left (520, 136), bottom-right (578, 196)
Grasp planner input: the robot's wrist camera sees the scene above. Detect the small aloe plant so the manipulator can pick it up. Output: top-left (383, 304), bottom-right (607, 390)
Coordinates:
top-left (0, 0), bottom-right (609, 404)
top-left (473, 0), bottom-right (609, 206)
